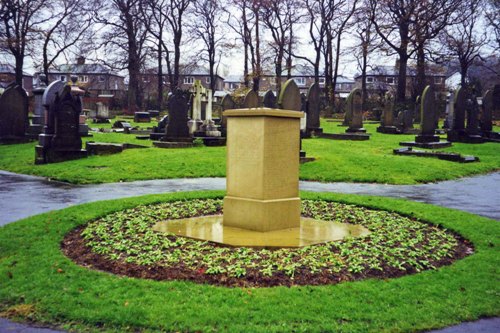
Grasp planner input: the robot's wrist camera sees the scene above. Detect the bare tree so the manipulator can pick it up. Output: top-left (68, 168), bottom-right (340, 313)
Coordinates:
top-left (260, 0), bottom-right (302, 93)
top-left (438, 0), bottom-right (487, 87)
top-left (141, 0), bottom-right (172, 111)
top-left (36, 0), bottom-right (95, 85)
top-left (0, 0), bottom-right (50, 85)
top-left (351, 0), bottom-right (381, 110)
top-left (164, 0), bottom-right (192, 90)
top-left (485, 0), bottom-right (500, 50)
top-left (95, 0), bottom-right (149, 112)
top-left (190, 0), bottom-right (223, 93)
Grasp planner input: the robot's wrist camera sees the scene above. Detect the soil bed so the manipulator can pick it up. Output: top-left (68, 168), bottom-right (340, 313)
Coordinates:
top-left (62, 199), bottom-right (473, 287)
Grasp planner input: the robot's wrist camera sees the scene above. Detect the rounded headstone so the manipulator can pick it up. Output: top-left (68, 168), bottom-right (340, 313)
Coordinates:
top-left (42, 80), bottom-right (66, 107)
top-left (243, 90), bottom-right (259, 108)
top-left (278, 79), bottom-right (301, 111)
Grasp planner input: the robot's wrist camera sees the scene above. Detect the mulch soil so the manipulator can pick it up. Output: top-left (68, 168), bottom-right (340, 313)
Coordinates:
top-left (62, 224), bottom-right (473, 288)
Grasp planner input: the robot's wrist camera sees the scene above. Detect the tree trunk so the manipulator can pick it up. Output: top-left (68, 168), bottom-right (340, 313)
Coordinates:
top-left (415, 40), bottom-right (426, 98)
top-left (15, 55), bottom-right (24, 86)
top-left (396, 53), bottom-right (408, 103)
top-left (157, 40), bottom-right (163, 112)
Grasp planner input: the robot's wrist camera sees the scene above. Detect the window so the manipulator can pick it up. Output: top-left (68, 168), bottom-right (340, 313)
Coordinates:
top-left (184, 76), bottom-right (194, 84)
top-left (386, 77), bottom-right (394, 84)
top-left (366, 77), bottom-right (374, 83)
top-left (294, 77), bottom-right (306, 86)
top-left (434, 77), bottom-right (443, 84)
top-left (319, 77), bottom-right (326, 85)
top-left (78, 75), bottom-right (88, 83)
top-left (60, 75), bottom-right (67, 82)
top-left (99, 75), bottom-right (105, 82)
top-left (205, 77), bottom-right (211, 84)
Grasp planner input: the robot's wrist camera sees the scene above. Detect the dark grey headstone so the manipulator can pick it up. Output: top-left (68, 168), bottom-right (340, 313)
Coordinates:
top-left (42, 80), bottom-right (65, 108)
top-left (381, 93), bottom-right (395, 127)
top-left (0, 84), bottom-right (29, 139)
top-left (221, 94), bottom-right (236, 111)
top-left (243, 90), bottom-right (259, 108)
top-left (278, 79), bottom-right (301, 111)
top-left (465, 88), bottom-right (481, 136)
top-left (345, 88), bottom-right (365, 132)
top-left (51, 86), bottom-right (83, 151)
top-left (414, 95), bottom-right (421, 123)
top-left (481, 90), bottom-right (493, 132)
top-left (165, 90), bottom-right (191, 140)
top-left (420, 85), bottom-right (437, 136)
top-left (262, 90), bottom-right (276, 108)
top-left (453, 87), bottom-right (466, 131)
top-left (306, 83), bottom-right (321, 130)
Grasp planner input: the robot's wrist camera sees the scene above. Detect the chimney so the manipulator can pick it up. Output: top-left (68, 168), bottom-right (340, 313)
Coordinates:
top-left (77, 56), bottom-right (85, 65)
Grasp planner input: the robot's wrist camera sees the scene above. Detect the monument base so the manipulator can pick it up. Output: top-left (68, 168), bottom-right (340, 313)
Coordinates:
top-left (319, 132), bottom-right (370, 141)
top-left (394, 147), bottom-right (478, 163)
top-left (202, 137), bottom-right (226, 146)
top-left (377, 126), bottom-right (401, 134)
top-left (35, 146), bottom-right (87, 164)
top-left (153, 141), bottom-right (193, 148)
top-left (399, 141), bottom-right (452, 149)
top-left (447, 130), bottom-right (484, 144)
top-left (346, 127), bottom-right (366, 133)
top-left (415, 134), bottom-right (441, 143)
top-left (223, 196), bottom-right (301, 232)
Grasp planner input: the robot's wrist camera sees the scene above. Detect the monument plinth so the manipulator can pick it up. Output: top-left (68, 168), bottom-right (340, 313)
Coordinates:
top-left (223, 108), bottom-right (302, 232)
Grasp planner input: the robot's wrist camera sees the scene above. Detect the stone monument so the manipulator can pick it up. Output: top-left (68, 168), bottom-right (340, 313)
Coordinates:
top-left (262, 90), bottom-right (277, 108)
top-left (345, 88), bottom-right (366, 133)
top-left (223, 108), bottom-right (302, 231)
top-left (0, 84), bottom-right (29, 143)
top-left (305, 83), bottom-right (323, 137)
top-left (377, 92), bottom-right (399, 134)
top-left (400, 85), bottom-right (451, 148)
top-left (153, 90), bottom-right (193, 148)
top-left (242, 89), bottom-right (260, 108)
top-left (447, 86), bottom-right (483, 143)
top-left (35, 78), bottom-right (87, 163)
top-left (28, 75), bottom-right (47, 136)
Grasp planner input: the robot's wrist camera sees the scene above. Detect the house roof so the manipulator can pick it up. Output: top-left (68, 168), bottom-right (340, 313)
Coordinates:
top-left (44, 63), bottom-right (124, 77)
top-left (0, 64), bottom-right (32, 77)
top-left (145, 65), bottom-right (224, 80)
top-left (224, 75), bottom-right (243, 83)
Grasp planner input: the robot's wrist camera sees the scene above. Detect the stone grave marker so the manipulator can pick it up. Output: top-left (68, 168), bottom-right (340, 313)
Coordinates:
top-left (278, 79), bottom-right (301, 111)
top-left (377, 92), bottom-right (399, 134)
top-left (465, 88), bottom-right (482, 137)
top-left (29, 75), bottom-right (47, 136)
top-left (345, 88), bottom-right (365, 133)
top-left (400, 85), bottom-right (451, 148)
top-left (0, 84), bottom-right (29, 143)
top-left (242, 89), bottom-right (260, 108)
top-left (153, 90), bottom-right (193, 148)
top-left (305, 82), bottom-right (322, 136)
top-left (149, 115), bottom-right (168, 140)
top-left (262, 90), bottom-right (276, 108)
top-left (35, 85), bottom-right (87, 163)
top-left (443, 90), bottom-right (455, 129)
top-left (221, 94), bottom-right (236, 111)
top-left (134, 111), bottom-right (151, 122)
top-left (447, 86), bottom-right (483, 143)
top-left (414, 95), bottom-right (421, 123)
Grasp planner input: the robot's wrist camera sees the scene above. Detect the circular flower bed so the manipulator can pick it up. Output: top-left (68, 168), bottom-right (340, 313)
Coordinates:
top-left (63, 199), bottom-right (471, 287)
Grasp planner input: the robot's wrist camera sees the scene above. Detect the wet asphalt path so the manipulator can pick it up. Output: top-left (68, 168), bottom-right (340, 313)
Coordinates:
top-left (0, 170), bottom-right (498, 332)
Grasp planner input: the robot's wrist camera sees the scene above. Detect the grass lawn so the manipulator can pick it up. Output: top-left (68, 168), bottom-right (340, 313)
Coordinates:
top-left (0, 120), bottom-right (498, 184)
top-left (0, 191), bottom-right (498, 332)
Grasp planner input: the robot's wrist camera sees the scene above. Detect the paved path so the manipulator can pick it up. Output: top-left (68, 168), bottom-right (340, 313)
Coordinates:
top-left (0, 171), bottom-right (498, 332)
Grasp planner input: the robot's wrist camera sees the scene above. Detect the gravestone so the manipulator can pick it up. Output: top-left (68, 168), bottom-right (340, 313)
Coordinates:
top-left (188, 80), bottom-right (204, 134)
top-left (262, 90), bottom-right (276, 108)
top-left (221, 94), bottom-right (236, 111)
top-left (345, 88), bottom-right (366, 133)
top-left (95, 102), bottom-right (110, 123)
top-left (134, 111), bottom-right (151, 122)
top-left (278, 79), bottom-right (313, 162)
top-left (377, 92), bottom-right (399, 134)
top-left (414, 95), bottom-right (421, 123)
top-left (0, 84), bottom-right (29, 143)
top-left (149, 115), bottom-right (168, 140)
top-left (396, 110), bottom-right (414, 133)
top-left (447, 86), bottom-right (483, 143)
top-left (481, 90), bottom-right (499, 140)
top-left (153, 90), bottom-right (193, 148)
top-left (400, 85), bottom-right (451, 148)
top-left (443, 90), bottom-right (455, 129)
top-left (35, 84), bottom-right (87, 163)
top-left (305, 83), bottom-right (323, 136)
top-left (79, 114), bottom-right (90, 137)
top-left (29, 75), bottom-right (47, 136)
top-left (242, 89), bottom-right (260, 108)
top-left (493, 84), bottom-right (500, 120)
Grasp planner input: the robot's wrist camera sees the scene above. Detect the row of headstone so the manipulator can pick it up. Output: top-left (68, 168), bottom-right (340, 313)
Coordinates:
top-left (35, 77), bottom-right (87, 163)
top-left (0, 83), bottom-right (29, 143)
top-left (446, 86), bottom-right (495, 143)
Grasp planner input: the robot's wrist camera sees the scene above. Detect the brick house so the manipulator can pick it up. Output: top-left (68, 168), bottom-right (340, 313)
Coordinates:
top-left (34, 57), bottom-right (126, 98)
top-left (0, 64), bottom-right (33, 95)
top-left (354, 65), bottom-right (447, 97)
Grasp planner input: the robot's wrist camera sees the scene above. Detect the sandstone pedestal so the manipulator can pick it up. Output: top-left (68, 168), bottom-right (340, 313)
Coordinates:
top-left (223, 108), bottom-right (302, 232)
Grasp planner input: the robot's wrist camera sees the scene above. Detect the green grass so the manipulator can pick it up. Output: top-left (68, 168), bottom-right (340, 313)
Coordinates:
top-left (0, 191), bottom-right (498, 332)
top-left (0, 121), bottom-right (498, 184)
